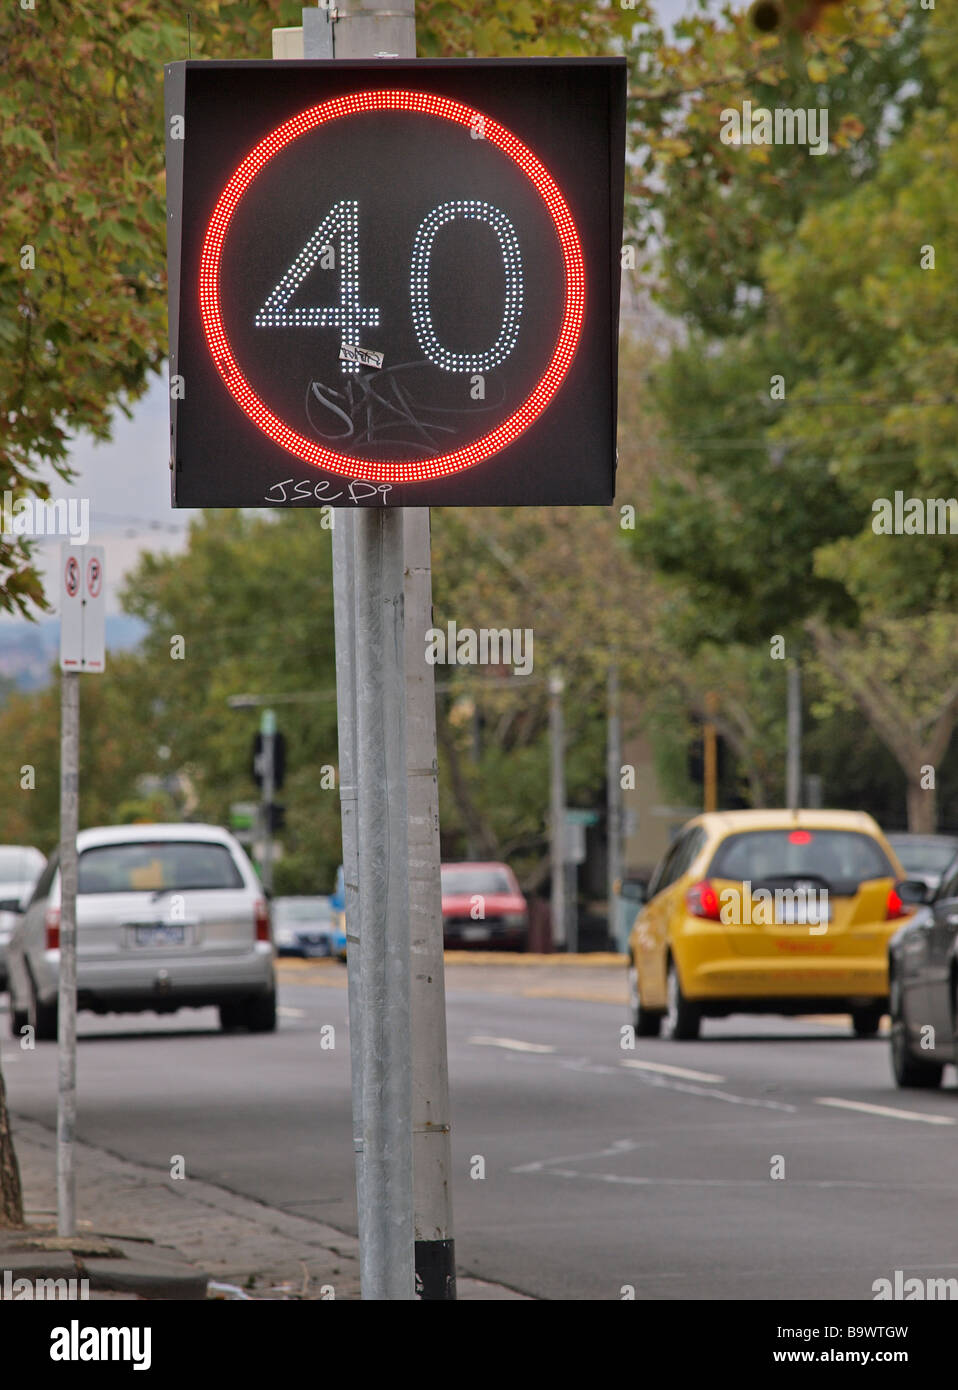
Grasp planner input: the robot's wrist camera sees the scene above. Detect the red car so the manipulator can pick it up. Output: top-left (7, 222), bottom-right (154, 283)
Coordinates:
top-left (441, 862), bottom-right (528, 951)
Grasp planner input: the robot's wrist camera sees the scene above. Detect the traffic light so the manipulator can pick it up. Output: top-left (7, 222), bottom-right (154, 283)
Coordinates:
top-left (164, 58), bottom-right (626, 507)
top-left (251, 732), bottom-right (286, 790)
top-left (265, 803), bottom-right (286, 834)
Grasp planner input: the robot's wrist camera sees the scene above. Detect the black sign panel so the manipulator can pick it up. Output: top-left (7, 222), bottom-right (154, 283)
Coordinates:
top-left (165, 59), bottom-right (626, 508)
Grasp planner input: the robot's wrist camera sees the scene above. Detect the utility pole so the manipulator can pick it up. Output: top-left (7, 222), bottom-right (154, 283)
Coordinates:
top-left (57, 671), bottom-right (79, 1238)
top-left (703, 690), bottom-right (718, 814)
top-left (404, 508), bottom-right (455, 1300)
top-left (786, 659), bottom-right (802, 811)
top-left (259, 707), bottom-right (276, 896)
top-left (353, 506), bottom-right (413, 1299)
top-left (283, 0), bottom-right (424, 1301)
top-left (549, 671), bottom-right (566, 951)
top-left (606, 665), bottom-right (622, 952)
top-left (329, 508), bottom-right (367, 1274)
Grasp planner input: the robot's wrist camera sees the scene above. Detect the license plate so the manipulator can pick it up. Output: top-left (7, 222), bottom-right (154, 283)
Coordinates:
top-left (461, 925), bottom-right (491, 942)
top-left (777, 901), bottom-right (831, 925)
top-left (133, 924), bottom-right (186, 947)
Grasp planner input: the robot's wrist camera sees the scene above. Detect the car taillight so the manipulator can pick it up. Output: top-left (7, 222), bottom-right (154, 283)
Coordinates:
top-left (255, 899), bottom-right (272, 942)
top-left (45, 906), bottom-right (60, 950)
top-left (686, 880), bottom-right (721, 921)
top-left (886, 887), bottom-right (910, 920)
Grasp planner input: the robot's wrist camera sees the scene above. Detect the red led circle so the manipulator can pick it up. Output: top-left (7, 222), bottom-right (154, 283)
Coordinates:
top-left (199, 90), bottom-right (585, 483)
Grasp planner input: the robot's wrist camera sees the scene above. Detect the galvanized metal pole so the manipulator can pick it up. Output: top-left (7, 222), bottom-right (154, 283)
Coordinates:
top-left (549, 672), bottom-right (566, 950)
top-left (57, 671), bottom-right (79, 1237)
top-left (329, 0), bottom-right (419, 1303)
top-left (283, 0), bottom-right (426, 1300)
top-left (404, 507), bottom-right (455, 1299)
top-left (330, 509), bottom-right (367, 1263)
top-left (284, 0), bottom-right (372, 1283)
top-left (354, 507), bottom-right (414, 1299)
top-left (786, 659), bottom-right (802, 811)
top-left (606, 665), bottom-right (622, 951)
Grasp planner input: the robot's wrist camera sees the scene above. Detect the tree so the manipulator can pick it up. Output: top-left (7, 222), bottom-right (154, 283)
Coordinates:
top-left (0, 0), bottom-right (639, 1227)
top-left (625, 6), bottom-right (957, 829)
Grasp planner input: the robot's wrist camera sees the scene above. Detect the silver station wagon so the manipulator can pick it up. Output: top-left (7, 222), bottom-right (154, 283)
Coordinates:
top-left (6, 823), bottom-right (276, 1040)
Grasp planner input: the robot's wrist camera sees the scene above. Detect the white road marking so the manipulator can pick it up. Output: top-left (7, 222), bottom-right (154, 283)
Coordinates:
top-left (524, 1169), bottom-right (904, 1190)
top-left (512, 1138), bottom-right (646, 1174)
top-left (278, 1006), bottom-right (307, 1019)
top-left (468, 1035), bottom-right (556, 1054)
top-left (620, 1058), bottom-right (725, 1084)
top-left (815, 1096), bottom-right (956, 1126)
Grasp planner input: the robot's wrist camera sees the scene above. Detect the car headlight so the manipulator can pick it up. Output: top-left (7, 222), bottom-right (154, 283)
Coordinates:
top-left (502, 913), bottom-right (526, 927)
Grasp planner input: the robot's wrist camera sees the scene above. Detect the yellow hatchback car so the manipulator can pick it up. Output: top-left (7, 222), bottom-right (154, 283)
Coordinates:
top-left (627, 810), bottom-right (910, 1040)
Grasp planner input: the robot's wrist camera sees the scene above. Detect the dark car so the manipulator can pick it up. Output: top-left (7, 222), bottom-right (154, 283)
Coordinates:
top-left (441, 862), bottom-right (528, 950)
top-left (888, 853), bottom-right (958, 1088)
top-left (272, 895), bottom-right (338, 957)
top-left (886, 833), bottom-right (958, 898)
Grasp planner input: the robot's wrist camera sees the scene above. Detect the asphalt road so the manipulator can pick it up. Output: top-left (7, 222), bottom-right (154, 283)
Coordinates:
top-left (3, 961), bottom-right (957, 1300)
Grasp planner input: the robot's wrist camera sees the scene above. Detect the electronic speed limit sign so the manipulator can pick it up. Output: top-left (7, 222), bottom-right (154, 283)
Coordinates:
top-left (164, 59), bottom-right (626, 507)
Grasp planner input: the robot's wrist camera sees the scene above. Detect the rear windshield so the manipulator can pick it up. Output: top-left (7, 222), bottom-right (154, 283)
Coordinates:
top-left (709, 830), bottom-right (893, 886)
top-left (0, 847), bottom-right (44, 884)
top-left (273, 897), bottom-right (333, 923)
top-left (888, 839), bottom-right (958, 874)
top-left (78, 842), bottom-right (244, 894)
top-left (442, 868), bottom-right (513, 896)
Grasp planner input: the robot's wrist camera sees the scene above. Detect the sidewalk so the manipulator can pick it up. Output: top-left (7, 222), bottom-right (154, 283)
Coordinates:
top-left (4, 1114), bottom-right (529, 1300)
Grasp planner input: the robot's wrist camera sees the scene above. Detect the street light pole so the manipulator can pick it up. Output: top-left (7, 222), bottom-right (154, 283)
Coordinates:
top-left (549, 672), bottom-right (566, 951)
top-left (786, 659), bottom-right (802, 811)
top-left (259, 707), bottom-right (276, 896)
top-left (606, 665), bottom-right (623, 952)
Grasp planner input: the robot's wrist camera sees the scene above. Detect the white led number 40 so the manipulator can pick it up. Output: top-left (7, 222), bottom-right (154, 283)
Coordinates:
top-left (254, 198), bottom-right (524, 375)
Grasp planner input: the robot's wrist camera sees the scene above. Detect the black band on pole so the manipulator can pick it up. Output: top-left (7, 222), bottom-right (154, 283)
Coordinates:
top-left (415, 1239), bottom-right (457, 1300)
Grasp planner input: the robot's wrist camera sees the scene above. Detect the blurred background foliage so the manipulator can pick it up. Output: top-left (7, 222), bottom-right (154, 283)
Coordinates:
top-left (1, 1), bottom-right (956, 889)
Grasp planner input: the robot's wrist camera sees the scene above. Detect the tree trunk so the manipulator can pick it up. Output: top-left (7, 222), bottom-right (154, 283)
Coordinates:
top-left (906, 777), bottom-right (937, 834)
top-left (0, 1063), bottom-right (24, 1228)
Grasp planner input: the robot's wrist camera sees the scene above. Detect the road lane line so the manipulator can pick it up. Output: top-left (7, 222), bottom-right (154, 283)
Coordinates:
top-left (620, 1059), bottom-right (725, 1084)
top-left (815, 1096), bottom-right (956, 1126)
top-left (512, 1138), bottom-right (646, 1173)
top-left (278, 1006), bottom-right (307, 1019)
top-left (468, 1035), bottom-right (556, 1054)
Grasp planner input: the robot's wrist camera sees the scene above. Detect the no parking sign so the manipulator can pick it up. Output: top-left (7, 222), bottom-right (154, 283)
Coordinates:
top-left (59, 543), bottom-right (106, 673)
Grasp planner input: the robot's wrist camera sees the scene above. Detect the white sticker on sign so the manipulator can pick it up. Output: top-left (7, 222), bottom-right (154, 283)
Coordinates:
top-left (339, 343), bottom-right (384, 369)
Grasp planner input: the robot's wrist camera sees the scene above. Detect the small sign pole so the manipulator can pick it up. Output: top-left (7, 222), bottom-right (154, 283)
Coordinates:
top-left (57, 543), bottom-right (105, 1238)
top-left (57, 668), bottom-right (79, 1238)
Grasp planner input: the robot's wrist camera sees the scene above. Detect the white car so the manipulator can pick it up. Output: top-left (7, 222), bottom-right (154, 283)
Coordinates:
top-left (0, 845), bottom-right (46, 991)
top-left (7, 823), bottom-right (276, 1040)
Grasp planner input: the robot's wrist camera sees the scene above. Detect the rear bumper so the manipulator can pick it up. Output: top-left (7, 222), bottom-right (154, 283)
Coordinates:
top-left (275, 931), bottom-right (333, 957)
top-left (33, 946), bottom-right (275, 1010)
top-left (443, 928), bottom-right (526, 950)
top-left (695, 994), bottom-right (888, 1017)
top-left (681, 949), bottom-right (889, 1002)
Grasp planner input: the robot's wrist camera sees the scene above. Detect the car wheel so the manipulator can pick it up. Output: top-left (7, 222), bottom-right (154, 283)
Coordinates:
top-left (663, 958), bottom-right (700, 1041)
top-left (889, 972), bottom-right (943, 1089)
top-left (29, 981), bottom-right (58, 1043)
top-left (629, 960), bottom-right (661, 1037)
top-left (851, 1006), bottom-right (884, 1039)
top-left (242, 990), bottom-right (277, 1034)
